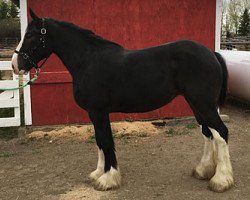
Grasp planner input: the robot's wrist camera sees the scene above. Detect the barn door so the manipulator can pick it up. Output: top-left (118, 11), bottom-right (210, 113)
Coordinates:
top-left (0, 0), bottom-right (31, 127)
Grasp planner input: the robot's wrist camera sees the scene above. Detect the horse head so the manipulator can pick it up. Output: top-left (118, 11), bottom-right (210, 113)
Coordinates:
top-left (12, 8), bottom-right (52, 75)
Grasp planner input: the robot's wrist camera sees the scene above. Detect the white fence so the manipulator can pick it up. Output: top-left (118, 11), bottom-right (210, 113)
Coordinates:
top-left (0, 61), bottom-right (20, 127)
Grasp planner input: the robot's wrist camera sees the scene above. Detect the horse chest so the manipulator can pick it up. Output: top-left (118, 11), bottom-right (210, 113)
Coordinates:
top-left (72, 79), bottom-right (109, 110)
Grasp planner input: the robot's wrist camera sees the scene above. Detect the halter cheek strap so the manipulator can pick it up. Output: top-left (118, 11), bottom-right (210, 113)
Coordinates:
top-left (14, 49), bottom-right (48, 69)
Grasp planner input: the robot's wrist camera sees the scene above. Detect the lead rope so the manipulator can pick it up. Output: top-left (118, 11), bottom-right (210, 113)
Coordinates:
top-left (0, 68), bottom-right (40, 91)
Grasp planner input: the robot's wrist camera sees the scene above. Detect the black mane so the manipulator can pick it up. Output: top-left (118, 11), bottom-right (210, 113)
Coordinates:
top-left (50, 18), bottom-right (122, 48)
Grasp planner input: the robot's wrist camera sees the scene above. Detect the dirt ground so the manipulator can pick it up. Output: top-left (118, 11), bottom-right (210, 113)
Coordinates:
top-left (0, 101), bottom-right (249, 200)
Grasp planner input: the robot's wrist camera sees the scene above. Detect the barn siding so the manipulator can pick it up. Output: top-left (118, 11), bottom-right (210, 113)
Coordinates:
top-left (28, 0), bottom-right (216, 125)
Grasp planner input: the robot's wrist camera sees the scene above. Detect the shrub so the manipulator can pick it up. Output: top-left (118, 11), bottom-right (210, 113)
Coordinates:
top-left (0, 18), bottom-right (20, 39)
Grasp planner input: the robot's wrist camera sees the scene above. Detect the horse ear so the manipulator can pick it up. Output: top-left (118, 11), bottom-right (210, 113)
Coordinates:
top-left (29, 8), bottom-right (40, 21)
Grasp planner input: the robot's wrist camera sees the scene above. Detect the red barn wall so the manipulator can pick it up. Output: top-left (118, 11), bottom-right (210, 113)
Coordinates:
top-left (27, 0), bottom-right (216, 125)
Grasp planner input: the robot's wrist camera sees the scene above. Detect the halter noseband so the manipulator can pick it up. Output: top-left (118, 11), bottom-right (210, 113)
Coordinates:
top-left (14, 18), bottom-right (48, 70)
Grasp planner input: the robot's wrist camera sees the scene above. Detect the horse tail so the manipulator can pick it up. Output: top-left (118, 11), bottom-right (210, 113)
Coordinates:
top-left (214, 52), bottom-right (228, 107)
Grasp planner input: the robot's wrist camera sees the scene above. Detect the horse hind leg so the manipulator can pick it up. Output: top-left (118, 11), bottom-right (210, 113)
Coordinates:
top-left (208, 127), bottom-right (234, 192)
top-left (190, 109), bottom-right (216, 180)
top-left (193, 126), bottom-right (216, 180)
top-left (193, 108), bottom-right (234, 192)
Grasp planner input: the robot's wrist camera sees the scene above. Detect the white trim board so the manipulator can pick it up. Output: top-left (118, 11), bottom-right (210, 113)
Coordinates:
top-left (215, 0), bottom-right (222, 52)
top-left (20, 0), bottom-right (32, 125)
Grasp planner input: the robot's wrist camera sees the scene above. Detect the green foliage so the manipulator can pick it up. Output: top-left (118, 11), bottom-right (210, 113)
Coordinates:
top-left (86, 135), bottom-right (96, 143)
top-left (165, 128), bottom-right (190, 137)
top-left (8, 1), bottom-right (19, 18)
top-left (0, 151), bottom-right (15, 157)
top-left (0, 18), bottom-right (20, 38)
top-left (0, 1), bottom-right (20, 39)
top-left (221, 0), bottom-right (250, 35)
top-left (0, 0), bottom-right (19, 19)
top-left (165, 128), bottom-right (175, 137)
top-left (238, 8), bottom-right (250, 36)
top-left (228, 0), bottom-right (242, 34)
top-left (0, 0), bottom-right (9, 19)
top-left (186, 123), bottom-right (198, 129)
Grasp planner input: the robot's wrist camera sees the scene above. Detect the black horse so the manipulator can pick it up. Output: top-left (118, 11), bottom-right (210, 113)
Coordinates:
top-left (12, 9), bottom-right (234, 192)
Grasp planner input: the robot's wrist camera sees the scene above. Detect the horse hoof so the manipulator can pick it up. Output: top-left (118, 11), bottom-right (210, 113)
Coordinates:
top-left (89, 169), bottom-right (104, 181)
top-left (94, 167), bottom-right (121, 191)
top-left (209, 174), bottom-right (234, 192)
top-left (192, 164), bottom-right (215, 180)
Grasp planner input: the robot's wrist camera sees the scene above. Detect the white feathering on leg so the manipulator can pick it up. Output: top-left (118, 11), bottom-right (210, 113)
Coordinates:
top-left (96, 167), bottom-right (121, 190)
top-left (193, 134), bottom-right (216, 180)
top-left (209, 128), bottom-right (234, 192)
top-left (90, 149), bottom-right (105, 180)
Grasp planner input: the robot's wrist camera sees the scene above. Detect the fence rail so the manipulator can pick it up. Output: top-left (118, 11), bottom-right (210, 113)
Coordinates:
top-left (0, 37), bottom-right (19, 49)
top-left (0, 61), bottom-right (20, 127)
top-left (221, 36), bottom-right (250, 51)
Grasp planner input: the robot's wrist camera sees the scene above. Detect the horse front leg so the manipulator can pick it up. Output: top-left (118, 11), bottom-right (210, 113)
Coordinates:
top-left (88, 111), bottom-right (121, 190)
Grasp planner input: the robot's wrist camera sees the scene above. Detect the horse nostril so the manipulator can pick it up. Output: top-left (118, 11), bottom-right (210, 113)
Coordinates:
top-left (12, 64), bottom-right (15, 69)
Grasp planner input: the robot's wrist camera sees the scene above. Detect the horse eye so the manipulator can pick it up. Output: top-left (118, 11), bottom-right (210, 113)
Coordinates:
top-left (26, 32), bottom-right (33, 39)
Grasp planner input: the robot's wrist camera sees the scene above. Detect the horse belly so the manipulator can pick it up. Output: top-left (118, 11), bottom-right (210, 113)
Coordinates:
top-left (110, 83), bottom-right (177, 113)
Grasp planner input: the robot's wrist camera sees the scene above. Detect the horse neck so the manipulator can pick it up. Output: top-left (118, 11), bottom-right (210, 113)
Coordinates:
top-left (47, 20), bottom-right (122, 78)
top-left (48, 21), bottom-right (92, 77)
